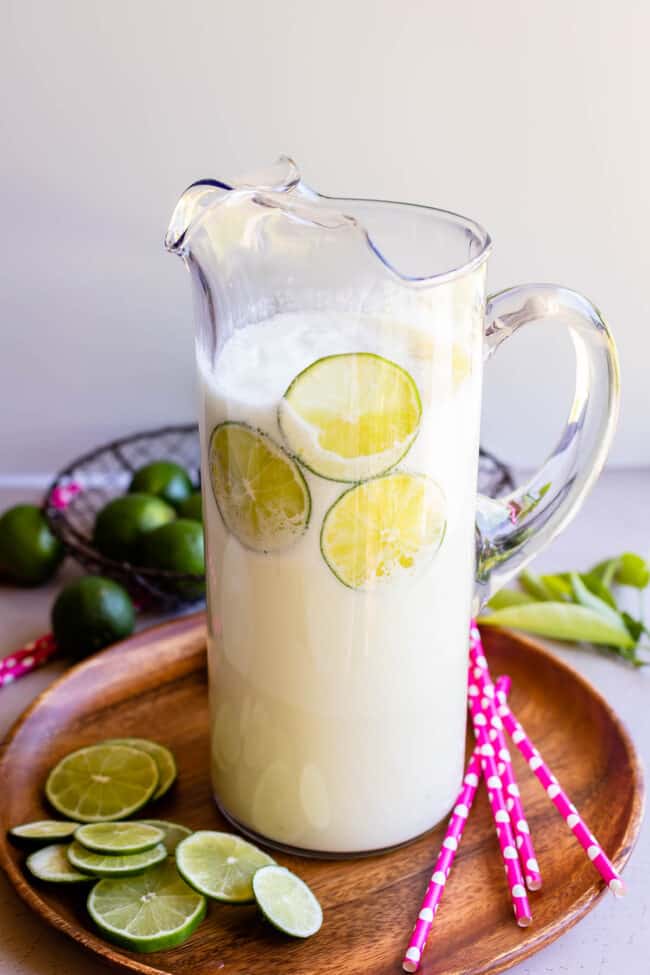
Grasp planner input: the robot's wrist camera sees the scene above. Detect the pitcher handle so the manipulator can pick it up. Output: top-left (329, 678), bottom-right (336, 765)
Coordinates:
top-left (475, 283), bottom-right (620, 606)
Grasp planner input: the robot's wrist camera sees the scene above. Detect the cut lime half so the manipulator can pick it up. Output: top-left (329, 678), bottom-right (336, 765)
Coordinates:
top-left (9, 820), bottom-right (80, 845)
top-left (26, 844), bottom-right (90, 883)
top-left (209, 422), bottom-right (311, 553)
top-left (321, 472), bottom-right (447, 590)
top-left (87, 857), bottom-right (206, 953)
top-left (279, 352), bottom-right (422, 481)
top-left (102, 738), bottom-right (176, 800)
top-left (74, 822), bottom-right (164, 855)
top-left (175, 830), bottom-right (274, 903)
top-left (253, 864), bottom-right (322, 938)
top-left (139, 820), bottom-right (191, 855)
top-left (45, 744), bottom-right (159, 823)
top-left (67, 839), bottom-right (167, 877)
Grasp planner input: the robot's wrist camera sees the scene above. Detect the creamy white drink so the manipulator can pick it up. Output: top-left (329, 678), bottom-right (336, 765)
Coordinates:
top-left (199, 286), bottom-right (483, 853)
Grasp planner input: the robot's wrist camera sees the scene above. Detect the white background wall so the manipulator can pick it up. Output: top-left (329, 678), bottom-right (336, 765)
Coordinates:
top-left (1, 0), bottom-right (649, 477)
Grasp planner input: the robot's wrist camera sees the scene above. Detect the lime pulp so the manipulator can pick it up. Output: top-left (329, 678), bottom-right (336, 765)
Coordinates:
top-left (74, 821), bottom-right (165, 854)
top-left (252, 864), bottom-right (322, 938)
top-left (67, 839), bottom-right (167, 877)
top-left (175, 830), bottom-right (274, 903)
top-left (26, 844), bottom-right (90, 883)
top-left (102, 738), bottom-right (177, 800)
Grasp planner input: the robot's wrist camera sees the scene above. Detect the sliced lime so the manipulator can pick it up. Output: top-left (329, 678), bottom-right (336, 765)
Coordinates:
top-left (26, 843), bottom-right (90, 883)
top-left (67, 839), bottom-right (166, 877)
top-left (139, 820), bottom-right (191, 855)
top-left (175, 830), bottom-right (274, 903)
top-left (321, 472), bottom-right (446, 590)
top-left (87, 857), bottom-right (206, 952)
top-left (252, 864), bottom-right (322, 938)
top-left (209, 422), bottom-right (311, 553)
top-left (75, 822), bottom-right (164, 854)
top-left (279, 352), bottom-right (422, 481)
top-left (102, 738), bottom-right (176, 800)
top-left (9, 820), bottom-right (80, 845)
top-left (45, 744), bottom-right (159, 822)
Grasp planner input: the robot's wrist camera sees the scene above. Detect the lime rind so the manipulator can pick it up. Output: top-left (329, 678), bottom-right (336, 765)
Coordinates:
top-left (278, 352), bottom-right (422, 483)
top-left (26, 843), bottom-right (90, 883)
top-left (9, 820), bottom-right (80, 844)
top-left (209, 422), bottom-right (311, 554)
top-left (87, 858), bottom-right (206, 953)
top-left (45, 744), bottom-right (160, 823)
top-left (175, 829), bottom-right (275, 903)
top-left (74, 821), bottom-right (165, 854)
top-left (252, 864), bottom-right (322, 938)
top-left (320, 472), bottom-right (447, 591)
top-left (102, 738), bottom-right (177, 800)
top-left (67, 839), bottom-right (167, 877)
top-left (138, 820), bottom-right (191, 855)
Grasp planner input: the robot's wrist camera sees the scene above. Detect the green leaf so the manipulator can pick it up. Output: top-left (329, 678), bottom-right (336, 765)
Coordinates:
top-left (590, 553), bottom-right (650, 590)
top-left (569, 573), bottom-right (627, 630)
top-left (519, 570), bottom-right (555, 601)
top-left (488, 589), bottom-right (536, 611)
top-left (476, 602), bottom-right (636, 649)
top-left (579, 571), bottom-right (618, 609)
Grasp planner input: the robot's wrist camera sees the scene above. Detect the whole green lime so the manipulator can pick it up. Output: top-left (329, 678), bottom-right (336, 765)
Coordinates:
top-left (93, 494), bottom-right (176, 563)
top-left (140, 519), bottom-right (205, 598)
top-left (129, 461), bottom-right (193, 511)
top-left (0, 504), bottom-right (64, 586)
top-left (178, 491), bottom-right (202, 522)
top-left (51, 576), bottom-right (135, 658)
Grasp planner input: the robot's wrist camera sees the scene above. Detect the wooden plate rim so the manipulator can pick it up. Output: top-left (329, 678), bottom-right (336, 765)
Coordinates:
top-left (0, 615), bottom-right (645, 975)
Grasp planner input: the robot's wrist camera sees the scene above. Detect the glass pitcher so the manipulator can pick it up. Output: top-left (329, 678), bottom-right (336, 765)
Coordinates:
top-left (166, 158), bottom-right (619, 856)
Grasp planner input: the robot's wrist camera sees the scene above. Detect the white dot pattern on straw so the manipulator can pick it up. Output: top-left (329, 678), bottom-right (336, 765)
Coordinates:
top-left (454, 803), bottom-right (469, 818)
top-left (588, 845), bottom-right (600, 861)
top-left (464, 772), bottom-right (479, 787)
top-left (547, 784), bottom-right (561, 799)
top-left (431, 871), bottom-right (446, 885)
top-left (443, 836), bottom-right (458, 851)
top-left (418, 908), bottom-right (434, 922)
top-left (567, 814), bottom-right (580, 829)
top-left (495, 810), bottom-right (509, 823)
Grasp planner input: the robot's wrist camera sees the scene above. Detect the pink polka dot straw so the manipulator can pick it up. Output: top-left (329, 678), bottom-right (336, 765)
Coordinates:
top-left (468, 688), bottom-right (533, 928)
top-left (493, 675), bottom-right (626, 898)
top-left (0, 634), bottom-right (58, 688)
top-left (468, 627), bottom-right (542, 891)
top-left (401, 748), bottom-right (482, 973)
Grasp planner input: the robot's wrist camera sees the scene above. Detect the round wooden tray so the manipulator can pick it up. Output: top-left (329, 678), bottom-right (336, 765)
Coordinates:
top-left (0, 614), bottom-right (643, 975)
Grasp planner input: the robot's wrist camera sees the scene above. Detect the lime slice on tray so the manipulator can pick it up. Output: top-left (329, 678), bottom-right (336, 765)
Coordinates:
top-left (175, 830), bottom-right (274, 903)
top-left (279, 352), bottom-right (422, 482)
top-left (67, 839), bottom-right (167, 877)
top-left (209, 422), bottom-right (311, 553)
top-left (320, 472), bottom-right (447, 590)
top-left (9, 820), bottom-right (80, 844)
top-left (87, 857), bottom-right (206, 953)
top-left (26, 844), bottom-right (90, 883)
top-left (252, 864), bottom-right (322, 938)
top-left (139, 820), bottom-right (191, 855)
top-left (102, 738), bottom-right (177, 800)
top-left (45, 744), bottom-right (159, 822)
top-left (74, 822), bottom-right (164, 854)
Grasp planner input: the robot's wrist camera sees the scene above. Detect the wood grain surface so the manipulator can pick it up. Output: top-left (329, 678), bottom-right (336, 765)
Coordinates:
top-left (0, 614), bottom-right (643, 975)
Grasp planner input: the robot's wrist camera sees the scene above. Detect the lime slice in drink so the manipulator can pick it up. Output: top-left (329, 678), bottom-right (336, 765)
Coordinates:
top-left (252, 864), bottom-right (322, 938)
top-left (321, 472), bottom-right (447, 590)
top-left (279, 352), bottom-right (422, 482)
top-left (26, 843), bottom-right (90, 883)
top-left (87, 857), bottom-right (206, 952)
top-left (45, 744), bottom-right (159, 822)
top-left (74, 822), bottom-right (165, 854)
top-left (102, 738), bottom-right (176, 800)
top-left (68, 839), bottom-right (167, 877)
top-left (209, 422), bottom-right (311, 553)
top-left (175, 830), bottom-right (274, 903)
top-left (9, 820), bottom-right (80, 845)
top-left (139, 820), bottom-right (191, 855)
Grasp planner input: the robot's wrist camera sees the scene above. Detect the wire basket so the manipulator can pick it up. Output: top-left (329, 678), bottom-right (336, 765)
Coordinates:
top-left (43, 424), bottom-right (515, 609)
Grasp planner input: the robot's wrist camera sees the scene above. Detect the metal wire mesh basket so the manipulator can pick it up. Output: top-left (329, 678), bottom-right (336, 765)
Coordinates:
top-left (43, 424), bottom-right (514, 609)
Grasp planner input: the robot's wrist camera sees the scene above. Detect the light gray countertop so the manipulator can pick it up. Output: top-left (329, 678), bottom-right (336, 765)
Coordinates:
top-left (1, 471), bottom-right (648, 974)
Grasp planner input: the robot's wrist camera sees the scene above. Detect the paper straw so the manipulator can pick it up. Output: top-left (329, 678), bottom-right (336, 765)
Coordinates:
top-left (493, 676), bottom-right (625, 897)
top-left (469, 626), bottom-right (542, 890)
top-left (468, 690), bottom-right (533, 927)
top-left (402, 748), bottom-right (482, 972)
top-left (0, 633), bottom-right (58, 688)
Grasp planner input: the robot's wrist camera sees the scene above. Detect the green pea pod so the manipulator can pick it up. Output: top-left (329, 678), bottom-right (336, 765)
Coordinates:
top-left (569, 573), bottom-right (627, 630)
top-left (579, 571), bottom-right (618, 609)
top-left (539, 574), bottom-right (573, 601)
top-left (488, 589), bottom-right (536, 611)
top-left (519, 570), bottom-right (555, 601)
top-left (590, 553), bottom-right (650, 589)
top-left (477, 601), bottom-right (636, 649)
